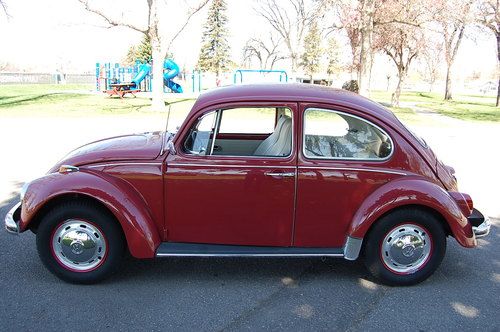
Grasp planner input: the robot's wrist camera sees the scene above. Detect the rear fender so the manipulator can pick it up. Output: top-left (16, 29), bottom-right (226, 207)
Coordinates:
top-left (348, 176), bottom-right (476, 248)
top-left (21, 169), bottom-right (161, 258)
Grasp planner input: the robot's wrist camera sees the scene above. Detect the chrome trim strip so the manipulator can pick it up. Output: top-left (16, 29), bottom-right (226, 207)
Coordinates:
top-left (167, 163), bottom-right (295, 169)
top-left (473, 217), bottom-right (491, 239)
top-left (156, 253), bottom-right (344, 258)
top-left (4, 202), bottom-right (21, 235)
top-left (302, 107), bottom-right (395, 162)
top-left (343, 236), bottom-right (363, 260)
top-left (86, 162), bottom-right (163, 168)
top-left (209, 109), bottom-right (222, 155)
top-left (299, 166), bottom-right (407, 176)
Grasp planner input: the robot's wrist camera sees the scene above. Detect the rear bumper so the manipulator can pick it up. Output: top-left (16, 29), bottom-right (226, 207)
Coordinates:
top-left (468, 208), bottom-right (491, 239)
top-left (4, 202), bottom-right (21, 235)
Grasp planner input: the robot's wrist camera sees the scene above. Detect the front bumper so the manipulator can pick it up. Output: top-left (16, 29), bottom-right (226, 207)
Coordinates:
top-left (468, 208), bottom-right (491, 239)
top-left (4, 202), bottom-right (21, 235)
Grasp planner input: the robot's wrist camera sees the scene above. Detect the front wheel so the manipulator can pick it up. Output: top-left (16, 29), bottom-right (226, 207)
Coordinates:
top-left (36, 201), bottom-right (125, 284)
top-left (363, 209), bottom-right (447, 286)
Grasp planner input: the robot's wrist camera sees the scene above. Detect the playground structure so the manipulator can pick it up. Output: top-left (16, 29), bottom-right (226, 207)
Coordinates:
top-left (96, 59), bottom-right (183, 98)
top-left (95, 62), bottom-right (289, 96)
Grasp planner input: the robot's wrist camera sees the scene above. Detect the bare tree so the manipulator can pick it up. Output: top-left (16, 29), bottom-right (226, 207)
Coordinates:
top-left (434, 0), bottom-right (474, 100)
top-left (0, 0), bottom-right (8, 16)
top-left (255, 0), bottom-right (326, 72)
top-left (478, 0), bottom-right (500, 107)
top-left (374, 1), bottom-right (428, 106)
top-left (358, 0), bottom-right (376, 96)
top-left (328, 0), bottom-right (432, 96)
top-left (242, 34), bottom-right (286, 70)
top-left (420, 39), bottom-right (443, 92)
top-left (77, 0), bottom-right (208, 111)
top-left (329, 1), bottom-right (361, 78)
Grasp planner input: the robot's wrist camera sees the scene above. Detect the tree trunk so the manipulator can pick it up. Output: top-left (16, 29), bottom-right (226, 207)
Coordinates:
top-left (496, 34), bottom-right (500, 107)
top-left (444, 63), bottom-right (452, 100)
top-left (358, 0), bottom-right (375, 97)
top-left (150, 39), bottom-right (165, 112)
top-left (309, 74), bottom-right (314, 84)
top-left (391, 69), bottom-right (406, 107)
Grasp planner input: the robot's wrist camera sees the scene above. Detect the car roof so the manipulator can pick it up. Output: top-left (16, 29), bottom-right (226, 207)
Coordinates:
top-left (192, 83), bottom-right (398, 124)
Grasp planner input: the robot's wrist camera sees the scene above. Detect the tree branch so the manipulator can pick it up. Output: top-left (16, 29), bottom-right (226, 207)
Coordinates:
top-left (76, 0), bottom-right (148, 33)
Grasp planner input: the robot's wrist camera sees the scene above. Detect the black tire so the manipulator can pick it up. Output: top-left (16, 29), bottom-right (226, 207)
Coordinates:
top-left (363, 208), bottom-right (446, 286)
top-left (36, 201), bottom-right (125, 284)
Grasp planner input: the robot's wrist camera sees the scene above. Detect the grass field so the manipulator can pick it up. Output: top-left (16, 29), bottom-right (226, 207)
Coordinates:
top-left (0, 84), bottom-right (498, 124)
top-left (371, 90), bottom-right (499, 122)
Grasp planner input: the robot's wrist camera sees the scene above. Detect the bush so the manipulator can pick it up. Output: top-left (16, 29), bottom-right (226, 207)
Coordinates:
top-left (342, 80), bottom-right (359, 93)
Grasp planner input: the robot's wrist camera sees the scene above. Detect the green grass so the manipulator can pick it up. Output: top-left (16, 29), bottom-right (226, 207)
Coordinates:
top-left (1, 84), bottom-right (498, 124)
top-left (0, 84), bottom-right (195, 119)
top-left (371, 90), bottom-right (499, 122)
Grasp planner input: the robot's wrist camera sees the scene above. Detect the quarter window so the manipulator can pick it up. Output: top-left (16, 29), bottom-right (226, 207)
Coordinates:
top-left (303, 108), bottom-right (392, 160)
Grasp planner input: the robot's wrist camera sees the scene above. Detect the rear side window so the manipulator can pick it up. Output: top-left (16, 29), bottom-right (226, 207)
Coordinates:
top-left (303, 108), bottom-right (393, 160)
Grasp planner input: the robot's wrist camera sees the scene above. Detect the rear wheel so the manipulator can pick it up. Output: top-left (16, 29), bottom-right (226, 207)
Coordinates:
top-left (363, 209), bottom-right (446, 286)
top-left (36, 201), bottom-right (125, 284)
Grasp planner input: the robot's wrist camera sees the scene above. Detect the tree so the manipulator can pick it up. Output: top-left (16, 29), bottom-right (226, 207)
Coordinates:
top-left (124, 36), bottom-right (152, 66)
top-left (435, 0), bottom-right (474, 100)
top-left (256, 0), bottom-right (327, 72)
top-left (329, 0), bottom-right (361, 77)
top-left (197, 0), bottom-right (231, 79)
top-left (300, 20), bottom-right (322, 83)
top-left (420, 39), bottom-right (443, 92)
top-left (478, 0), bottom-right (500, 107)
top-left (0, 0), bottom-right (8, 17)
top-left (374, 1), bottom-right (427, 106)
top-left (77, 0), bottom-right (209, 111)
top-left (326, 37), bottom-right (342, 77)
top-left (358, 0), bottom-right (376, 96)
top-left (242, 34), bottom-right (286, 70)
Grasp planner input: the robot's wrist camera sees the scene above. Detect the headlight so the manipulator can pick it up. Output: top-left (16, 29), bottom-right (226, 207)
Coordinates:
top-left (20, 182), bottom-right (30, 200)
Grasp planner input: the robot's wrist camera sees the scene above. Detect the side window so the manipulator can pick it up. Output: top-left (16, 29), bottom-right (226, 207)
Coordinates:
top-left (303, 108), bottom-right (393, 160)
top-left (183, 107), bottom-right (293, 157)
top-left (218, 107), bottom-right (276, 134)
top-left (183, 111), bottom-right (216, 155)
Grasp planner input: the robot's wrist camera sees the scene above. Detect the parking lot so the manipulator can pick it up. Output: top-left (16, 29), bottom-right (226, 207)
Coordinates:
top-left (1, 113), bottom-right (499, 331)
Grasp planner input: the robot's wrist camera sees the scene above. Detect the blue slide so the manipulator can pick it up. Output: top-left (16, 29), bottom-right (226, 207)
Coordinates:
top-left (131, 63), bottom-right (152, 88)
top-left (123, 59), bottom-right (183, 93)
top-left (163, 59), bottom-right (183, 93)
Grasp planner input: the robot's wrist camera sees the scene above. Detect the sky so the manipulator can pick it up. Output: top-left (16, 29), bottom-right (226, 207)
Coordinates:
top-left (0, 0), bottom-right (498, 83)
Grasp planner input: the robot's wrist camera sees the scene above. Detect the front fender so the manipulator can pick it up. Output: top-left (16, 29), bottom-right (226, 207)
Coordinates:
top-left (348, 176), bottom-right (476, 248)
top-left (21, 169), bottom-right (161, 258)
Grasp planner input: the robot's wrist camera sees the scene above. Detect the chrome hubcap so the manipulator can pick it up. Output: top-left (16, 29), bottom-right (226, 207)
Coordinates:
top-left (51, 220), bottom-right (107, 271)
top-left (381, 224), bottom-right (432, 274)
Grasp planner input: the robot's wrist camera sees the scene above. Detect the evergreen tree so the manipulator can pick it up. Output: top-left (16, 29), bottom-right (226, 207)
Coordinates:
top-left (300, 20), bottom-right (322, 84)
top-left (124, 36), bottom-right (152, 66)
top-left (197, 0), bottom-right (231, 78)
top-left (326, 37), bottom-right (341, 77)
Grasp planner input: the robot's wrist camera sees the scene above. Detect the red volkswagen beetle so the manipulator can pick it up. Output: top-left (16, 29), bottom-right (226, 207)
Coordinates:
top-left (5, 84), bottom-right (490, 285)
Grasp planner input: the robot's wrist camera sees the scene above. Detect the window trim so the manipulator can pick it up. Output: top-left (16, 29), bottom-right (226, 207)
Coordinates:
top-left (302, 107), bottom-right (394, 162)
top-left (180, 106), bottom-right (295, 160)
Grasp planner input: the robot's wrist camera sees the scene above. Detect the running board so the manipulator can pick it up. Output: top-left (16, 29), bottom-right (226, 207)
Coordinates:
top-left (155, 242), bottom-right (344, 257)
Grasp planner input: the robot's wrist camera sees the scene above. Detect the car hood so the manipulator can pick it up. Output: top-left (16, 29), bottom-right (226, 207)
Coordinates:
top-left (49, 131), bottom-right (164, 172)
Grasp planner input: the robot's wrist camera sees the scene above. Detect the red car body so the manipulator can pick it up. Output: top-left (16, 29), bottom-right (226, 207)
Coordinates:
top-left (5, 83), bottom-right (490, 284)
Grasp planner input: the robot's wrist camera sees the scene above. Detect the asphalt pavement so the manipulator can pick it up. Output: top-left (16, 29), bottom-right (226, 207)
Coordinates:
top-left (0, 196), bottom-right (498, 331)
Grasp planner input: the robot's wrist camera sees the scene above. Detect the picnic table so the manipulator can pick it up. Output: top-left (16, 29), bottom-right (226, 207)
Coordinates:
top-left (105, 83), bottom-right (140, 99)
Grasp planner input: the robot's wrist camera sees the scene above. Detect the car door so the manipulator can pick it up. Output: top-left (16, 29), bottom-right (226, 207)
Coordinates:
top-left (164, 102), bottom-right (297, 247)
top-left (294, 103), bottom-right (398, 248)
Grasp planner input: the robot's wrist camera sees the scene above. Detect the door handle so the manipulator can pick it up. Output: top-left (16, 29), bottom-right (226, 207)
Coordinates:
top-left (265, 171), bottom-right (295, 178)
